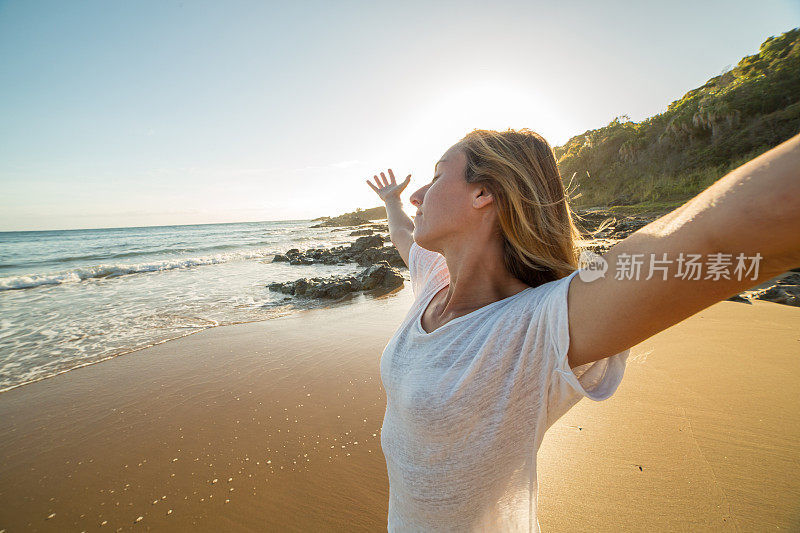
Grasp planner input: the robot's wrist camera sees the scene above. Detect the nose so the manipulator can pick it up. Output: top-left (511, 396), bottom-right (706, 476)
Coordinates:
top-left (409, 184), bottom-right (428, 209)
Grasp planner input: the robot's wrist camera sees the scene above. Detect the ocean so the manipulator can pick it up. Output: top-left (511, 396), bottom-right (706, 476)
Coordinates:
top-left (0, 219), bottom-right (393, 393)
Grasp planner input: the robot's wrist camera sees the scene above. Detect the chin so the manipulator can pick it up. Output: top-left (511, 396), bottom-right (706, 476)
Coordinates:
top-left (412, 233), bottom-right (433, 250)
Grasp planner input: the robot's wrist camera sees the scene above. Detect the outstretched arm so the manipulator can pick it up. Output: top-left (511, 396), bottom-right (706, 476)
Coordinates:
top-left (566, 132), bottom-right (800, 369)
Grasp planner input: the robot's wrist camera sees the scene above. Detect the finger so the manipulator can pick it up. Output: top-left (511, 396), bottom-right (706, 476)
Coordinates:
top-left (372, 175), bottom-right (382, 189)
top-left (388, 168), bottom-right (396, 184)
top-left (366, 180), bottom-right (378, 192)
top-left (380, 172), bottom-right (389, 187)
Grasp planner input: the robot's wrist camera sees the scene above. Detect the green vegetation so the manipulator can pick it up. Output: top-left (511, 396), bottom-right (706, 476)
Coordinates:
top-left (554, 27), bottom-right (800, 209)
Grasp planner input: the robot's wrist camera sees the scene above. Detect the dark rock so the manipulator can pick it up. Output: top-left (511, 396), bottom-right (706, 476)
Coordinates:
top-left (307, 280), bottom-right (354, 299)
top-left (358, 261), bottom-right (405, 291)
top-left (752, 284), bottom-right (800, 307)
top-left (293, 278), bottom-right (312, 296)
top-left (609, 217), bottom-right (653, 239)
top-left (269, 229), bottom-right (398, 271)
top-left (350, 235), bottom-right (384, 253)
top-left (726, 294), bottom-right (752, 304)
top-left (777, 273), bottom-right (800, 285)
top-left (267, 261), bottom-right (405, 301)
top-left (350, 229), bottom-right (374, 236)
top-left (267, 281), bottom-right (294, 295)
top-left (353, 246), bottom-right (406, 268)
top-left (742, 273), bottom-right (800, 307)
top-left (310, 214), bottom-right (371, 228)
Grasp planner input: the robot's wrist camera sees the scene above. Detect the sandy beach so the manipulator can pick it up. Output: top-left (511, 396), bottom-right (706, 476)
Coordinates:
top-left (0, 281), bottom-right (798, 532)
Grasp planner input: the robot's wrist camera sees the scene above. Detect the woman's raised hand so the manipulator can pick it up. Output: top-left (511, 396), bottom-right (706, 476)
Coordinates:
top-left (366, 169), bottom-right (411, 203)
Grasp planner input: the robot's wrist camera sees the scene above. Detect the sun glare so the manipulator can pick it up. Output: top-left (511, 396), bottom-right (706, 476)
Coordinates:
top-left (393, 80), bottom-right (574, 217)
top-left (415, 80), bottom-right (568, 147)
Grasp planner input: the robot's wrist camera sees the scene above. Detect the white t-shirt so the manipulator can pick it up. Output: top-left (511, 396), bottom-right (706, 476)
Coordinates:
top-left (379, 241), bottom-right (629, 532)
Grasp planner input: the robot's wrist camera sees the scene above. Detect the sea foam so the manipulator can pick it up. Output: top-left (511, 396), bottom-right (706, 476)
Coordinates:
top-left (0, 248), bottom-right (280, 291)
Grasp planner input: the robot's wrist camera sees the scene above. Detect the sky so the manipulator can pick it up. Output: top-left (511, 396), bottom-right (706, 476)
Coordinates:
top-left (0, 0), bottom-right (798, 232)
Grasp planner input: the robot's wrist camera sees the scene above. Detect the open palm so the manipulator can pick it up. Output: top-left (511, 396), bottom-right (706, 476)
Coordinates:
top-left (366, 169), bottom-right (411, 203)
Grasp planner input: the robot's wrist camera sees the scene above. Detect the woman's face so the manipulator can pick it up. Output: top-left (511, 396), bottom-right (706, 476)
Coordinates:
top-left (409, 144), bottom-right (492, 251)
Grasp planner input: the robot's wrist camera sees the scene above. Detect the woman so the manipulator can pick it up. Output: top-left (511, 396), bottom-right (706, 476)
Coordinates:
top-left (366, 128), bottom-right (800, 532)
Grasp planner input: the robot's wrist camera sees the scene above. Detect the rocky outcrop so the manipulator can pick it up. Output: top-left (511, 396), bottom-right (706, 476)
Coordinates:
top-left (723, 273), bottom-right (800, 306)
top-left (268, 261), bottom-right (405, 300)
top-left (350, 235), bottom-right (383, 253)
top-left (556, 209), bottom-right (665, 257)
top-left (310, 214), bottom-right (371, 228)
top-left (739, 273), bottom-right (800, 307)
top-left (574, 209), bottom-right (659, 240)
top-left (271, 235), bottom-right (405, 268)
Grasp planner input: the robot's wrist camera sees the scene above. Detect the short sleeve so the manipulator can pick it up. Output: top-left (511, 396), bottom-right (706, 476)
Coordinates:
top-left (409, 240), bottom-right (447, 298)
top-left (542, 269), bottom-right (629, 426)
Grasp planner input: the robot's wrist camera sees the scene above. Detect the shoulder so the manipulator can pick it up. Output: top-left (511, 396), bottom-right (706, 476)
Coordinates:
top-left (519, 270), bottom-right (580, 313)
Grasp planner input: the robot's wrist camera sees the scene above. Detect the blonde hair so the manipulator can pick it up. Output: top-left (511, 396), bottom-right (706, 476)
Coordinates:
top-left (455, 128), bottom-right (583, 287)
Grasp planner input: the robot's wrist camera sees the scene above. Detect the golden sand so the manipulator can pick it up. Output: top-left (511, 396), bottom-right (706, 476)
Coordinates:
top-left (0, 285), bottom-right (797, 531)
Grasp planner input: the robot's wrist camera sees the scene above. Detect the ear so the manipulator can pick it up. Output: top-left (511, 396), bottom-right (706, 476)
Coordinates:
top-left (472, 184), bottom-right (495, 209)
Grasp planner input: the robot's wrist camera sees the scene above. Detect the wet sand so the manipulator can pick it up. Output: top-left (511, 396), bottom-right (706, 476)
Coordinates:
top-left (0, 283), bottom-right (798, 531)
